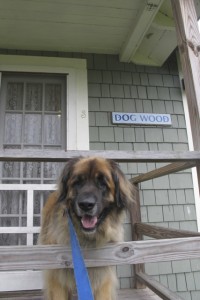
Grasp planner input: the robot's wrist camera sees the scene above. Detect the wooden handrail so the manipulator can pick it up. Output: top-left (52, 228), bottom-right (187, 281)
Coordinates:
top-left (131, 161), bottom-right (198, 184)
top-left (135, 223), bottom-right (200, 239)
top-left (136, 272), bottom-right (184, 300)
top-left (0, 149), bottom-right (199, 163)
top-left (1, 237), bottom-right (200, 271)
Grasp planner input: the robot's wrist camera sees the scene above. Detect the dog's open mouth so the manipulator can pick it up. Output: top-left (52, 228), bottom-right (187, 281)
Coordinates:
top-left (81, 215), bottom-right (98, 230)
top-left (79, 206), bottom-right (113, 232)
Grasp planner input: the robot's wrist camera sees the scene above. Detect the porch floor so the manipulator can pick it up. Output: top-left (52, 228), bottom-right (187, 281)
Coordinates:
top-left (0, 288), bottom-right (162, 300)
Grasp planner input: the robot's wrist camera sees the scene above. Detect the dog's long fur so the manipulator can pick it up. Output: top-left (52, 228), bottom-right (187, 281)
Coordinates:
top-left (39, 156), bottom-right (135, 300)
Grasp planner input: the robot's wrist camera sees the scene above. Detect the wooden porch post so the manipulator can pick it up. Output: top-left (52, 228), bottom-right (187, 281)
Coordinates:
top-left (171, 0), bottom-right (200, 193)
top-left (130, 183), bottom-right (145, 289)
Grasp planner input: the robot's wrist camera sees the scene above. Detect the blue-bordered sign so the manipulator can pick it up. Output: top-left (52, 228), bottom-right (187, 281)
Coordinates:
top-left (112, 112), bottom-right (172, 126)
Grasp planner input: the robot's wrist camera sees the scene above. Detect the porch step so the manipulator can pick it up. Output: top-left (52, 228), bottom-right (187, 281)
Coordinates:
top-left (0, 288), bottom-right (162, 300)
top-left (119, 288), bottom-right (162, 299)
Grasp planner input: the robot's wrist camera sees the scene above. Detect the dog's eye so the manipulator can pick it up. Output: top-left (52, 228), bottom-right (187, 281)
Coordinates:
top-left (72, 176), bottom-right (85, 188)
top-left (96, 175), bottom-right (107, 190)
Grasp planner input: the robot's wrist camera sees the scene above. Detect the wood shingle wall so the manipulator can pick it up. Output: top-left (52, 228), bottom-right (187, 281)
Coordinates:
top-left (87, 52), bottom-right (199, 299)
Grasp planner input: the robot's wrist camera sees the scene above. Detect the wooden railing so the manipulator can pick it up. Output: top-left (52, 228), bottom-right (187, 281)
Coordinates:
top-left (0, 184), bottom-right (56, 246)
top-left (0, 149), bottom-right (200, 300)
top-left (1, 236), bottom-right (200, 271)
top-left (1, 236), bottom-right (200, 300)
top-left (0, 149), bottom-right (199, 162)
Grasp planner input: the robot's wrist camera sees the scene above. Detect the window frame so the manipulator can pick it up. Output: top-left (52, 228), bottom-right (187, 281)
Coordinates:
top-left (0, 54), bottom-right (89, 150)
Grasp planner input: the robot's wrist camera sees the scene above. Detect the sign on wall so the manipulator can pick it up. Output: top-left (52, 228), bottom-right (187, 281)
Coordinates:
top-left (112, 112), bottom-right (172, 126)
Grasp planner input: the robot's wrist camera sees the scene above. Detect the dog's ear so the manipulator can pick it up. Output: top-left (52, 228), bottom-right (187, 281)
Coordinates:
top-left (58, 157), bottom-right (81, 203)
top-left (110, 160), bottom-right (135, 209)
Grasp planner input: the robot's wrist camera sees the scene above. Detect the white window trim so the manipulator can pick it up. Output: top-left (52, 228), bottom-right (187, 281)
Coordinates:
top-left (0, 54), bottom-right (89, 150)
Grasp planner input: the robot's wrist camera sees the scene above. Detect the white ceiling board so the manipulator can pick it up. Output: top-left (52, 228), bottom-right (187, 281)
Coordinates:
top-left (0, 10), bottom-right (136, 27)
top-left (0, 0), bottom-right (141, 54)
top-left (0, 0), bottom-right (183, 66)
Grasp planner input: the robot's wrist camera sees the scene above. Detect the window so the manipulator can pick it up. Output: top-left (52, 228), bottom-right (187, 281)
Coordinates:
top-left (0, 74), bottom-right (66, 183)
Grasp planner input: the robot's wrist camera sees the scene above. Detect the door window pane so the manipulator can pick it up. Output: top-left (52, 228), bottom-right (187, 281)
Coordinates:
top-left (26, 83), bottom-right (42, 111)
top-left (4, 113), bottom-right (22, 144)
top-left (24, 114), bottom-right (42, 144)
top-left (45, 84), bottom-right (61, 111)
top-left (44, 114), bottom-right (61, 145)
top-left (6, 82), bottom-right (23, 110)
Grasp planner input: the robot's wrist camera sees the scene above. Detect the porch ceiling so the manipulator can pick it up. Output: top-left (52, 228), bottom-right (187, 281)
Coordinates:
top-left (0, 0), bottom-right (199, 66)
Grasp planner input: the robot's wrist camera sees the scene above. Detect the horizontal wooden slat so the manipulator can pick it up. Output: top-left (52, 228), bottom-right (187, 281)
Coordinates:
top-left (131, 161), bottom-right (197, 184)
top-left (136, 272), bottom-right (184, 300)
top-left (0, 288), bottom-right (162, 300)
top-left (0, 271), bottom-right (43, 293)
top-left (118, 288), bottom-right (162, 300)
top-left (0, 149), bottom-right (200, 163)
top-left (0, 227), bottom-right (40, 234)
top-left (0, 290), bottom-right (43, 300)
top-left (135, 223), bottom-right (200, 239)
top-left (1, 237), bottom-right (200, 271)
top-left (0, 184), bottom-right (56, 190)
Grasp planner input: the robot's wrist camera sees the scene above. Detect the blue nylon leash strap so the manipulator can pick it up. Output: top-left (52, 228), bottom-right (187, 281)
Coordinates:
top-left (68, 214), bottom-right (94, 300)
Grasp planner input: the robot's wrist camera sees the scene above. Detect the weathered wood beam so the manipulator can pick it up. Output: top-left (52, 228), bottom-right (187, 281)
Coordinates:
top-left (136, 272), bottom-right (184, 300)
top-left (130, 184), bottom-right (145, 289)
top-left (0, 290), bottom-right (43, 299)
top-left (152, 11), bottom-right (175, 31)
top-left (171, 0), bottom-right (200, 191)
top-left (1, 237), bottom-right (200, 271)
top-left (135, 223), bottom-right (200, 239)
top-left (131, 161), bottom-right (198, 184)
top-left (120, 0), bottom-right (164, 62)
top-left (0, 288), bottom-right (164, 299)
top-left (0, 149), bottom-right (199, 163)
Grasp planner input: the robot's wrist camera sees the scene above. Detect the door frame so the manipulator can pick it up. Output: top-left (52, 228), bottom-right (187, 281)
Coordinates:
top-left (0, 54), bottom-right (89, 292)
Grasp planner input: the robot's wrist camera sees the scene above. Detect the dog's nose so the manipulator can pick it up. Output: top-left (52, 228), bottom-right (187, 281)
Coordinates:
top-left (78, 198), bottom-right (96, 212)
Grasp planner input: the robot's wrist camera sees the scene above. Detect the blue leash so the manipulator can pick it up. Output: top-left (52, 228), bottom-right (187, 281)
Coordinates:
top-left (68, 214), bottom-right (94, 300)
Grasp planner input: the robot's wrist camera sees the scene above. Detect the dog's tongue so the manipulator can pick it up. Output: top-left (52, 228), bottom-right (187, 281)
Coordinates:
top-left (81, 215), bottom-right (98, 229)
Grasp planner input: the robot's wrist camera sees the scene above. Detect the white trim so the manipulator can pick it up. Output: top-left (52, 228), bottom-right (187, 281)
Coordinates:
top-left (0, 184), bottom-right (56, 190)
top-left (0, 71), bottom-right (3, 152)
top-left (66, 69), bottom-right (77, 150)
top-left (0, 227), bottom-right (40, 234)
top-left (0, 71), bottom-right (2, 90)
top-left (177, 52), bottom-right (200, 231)
top-left (76, 68), bottom-right (90, 150)
top-left (0, 54), bottom-right (89, 150)
top-left (0, 55), bottom-right (86, 72)
top-left (0, 271), bottom-right (43, 292)
top-left (27, 190), bottom-right (34, 245)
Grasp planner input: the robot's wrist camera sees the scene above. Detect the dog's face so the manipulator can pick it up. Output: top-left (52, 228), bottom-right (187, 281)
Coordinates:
top-left (58, 157), bottom-right (134, 235)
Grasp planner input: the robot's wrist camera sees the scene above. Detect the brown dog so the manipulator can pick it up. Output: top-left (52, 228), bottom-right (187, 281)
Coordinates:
top-left (39, 156), bottom-right (135, 300)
